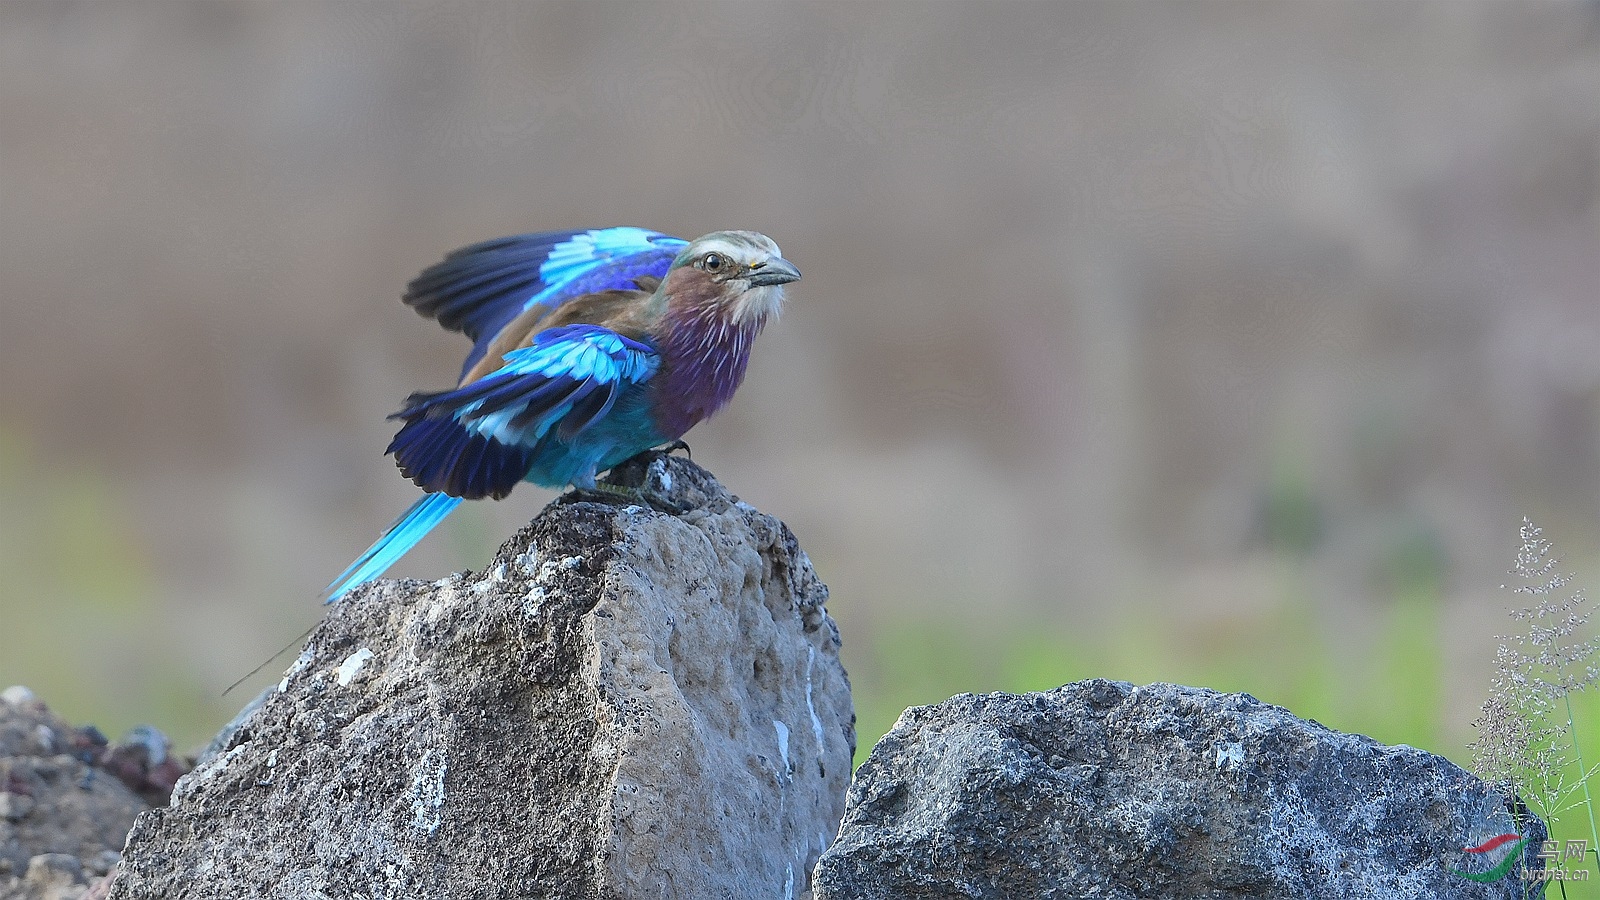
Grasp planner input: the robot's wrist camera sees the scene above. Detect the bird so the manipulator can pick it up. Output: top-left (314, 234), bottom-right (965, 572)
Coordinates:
top-left (320, 227), bottom-right (799, 603)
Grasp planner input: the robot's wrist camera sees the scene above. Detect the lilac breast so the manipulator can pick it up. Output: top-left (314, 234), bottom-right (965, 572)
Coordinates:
top-left (650, 315), bottom-right (762, 438)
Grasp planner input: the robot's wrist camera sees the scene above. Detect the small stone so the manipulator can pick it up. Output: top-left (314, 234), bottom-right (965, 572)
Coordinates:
top-left (25, 852), bottom-right (84, 886)
top-left (88, 850), bottom-right (123, 876)
top-left (2, 684), bottom-right (36, 706)
top-left (116, 726), bottom-right (170, 767)
top-left (0, 791), bottom-right (36, 821)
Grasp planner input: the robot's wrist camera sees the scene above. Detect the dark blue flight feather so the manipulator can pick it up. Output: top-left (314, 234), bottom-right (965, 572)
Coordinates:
top-left (385, 324), bottom-right (659, 501)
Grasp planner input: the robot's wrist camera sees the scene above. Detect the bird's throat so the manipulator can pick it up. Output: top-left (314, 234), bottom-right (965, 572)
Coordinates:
top-left (652, 302), bottom-right (765, 438)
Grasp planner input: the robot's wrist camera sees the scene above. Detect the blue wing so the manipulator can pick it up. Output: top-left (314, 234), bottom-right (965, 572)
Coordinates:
top-left (402, 227), bottom-right (686, 380)
top-left (386, 324), bottom-right (660, 500)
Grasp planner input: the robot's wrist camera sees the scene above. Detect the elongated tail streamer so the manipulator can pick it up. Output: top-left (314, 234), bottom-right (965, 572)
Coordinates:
top-left (321, 492), bottom-right (464, 603)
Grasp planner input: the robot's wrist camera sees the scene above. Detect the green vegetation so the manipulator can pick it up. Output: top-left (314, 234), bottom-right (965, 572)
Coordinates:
top-left (0, 432), bottom-right (225, 745)
top-left (1468, 521), bottom-right (1600, 897)
top-left (848, 586), bottom-right (1442, 772)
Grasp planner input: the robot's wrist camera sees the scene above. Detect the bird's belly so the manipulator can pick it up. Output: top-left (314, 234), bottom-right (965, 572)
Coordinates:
top-left (519, 389), bottom-right (668, 489)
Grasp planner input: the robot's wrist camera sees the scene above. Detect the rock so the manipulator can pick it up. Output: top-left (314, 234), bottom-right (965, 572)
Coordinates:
top-left (112, 454), bottom-right (855, 900)
top-left (0, 797), bottom-right (33, 824)
top-left (80, 856), bottom-right (117, 881)
top-left (816, 680), bottom-right (1545, 900)
top-left (0, 692), bottom-right (152, 900)
top-left (0, 691), bottom-right (34, 710)
top-left (22, 855), bottom-right (83, 900)
top-left (95, 729), bottom-right (186, 809)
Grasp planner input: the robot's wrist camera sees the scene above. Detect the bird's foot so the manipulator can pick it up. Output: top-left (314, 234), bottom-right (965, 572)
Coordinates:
top-left (660, 440), bottom-right (691, 459)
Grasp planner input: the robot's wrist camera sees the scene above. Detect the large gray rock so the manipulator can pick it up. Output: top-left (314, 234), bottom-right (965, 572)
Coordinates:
top-left (816, 680), bottom-right (1546, 899)
top-left (111, 455), bottom-right (855, 900)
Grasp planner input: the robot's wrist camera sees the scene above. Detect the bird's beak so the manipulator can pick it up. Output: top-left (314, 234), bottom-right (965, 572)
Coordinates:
top-left (746, 257), bottom-right (801, 287)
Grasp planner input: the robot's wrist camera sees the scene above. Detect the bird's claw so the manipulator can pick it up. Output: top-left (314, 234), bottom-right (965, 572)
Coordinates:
top-left (661, 440), bottom-right (692, 459)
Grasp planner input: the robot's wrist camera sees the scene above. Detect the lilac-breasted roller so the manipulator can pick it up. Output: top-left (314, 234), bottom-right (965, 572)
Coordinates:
top-left (321, 227), bottom-right (799, 602)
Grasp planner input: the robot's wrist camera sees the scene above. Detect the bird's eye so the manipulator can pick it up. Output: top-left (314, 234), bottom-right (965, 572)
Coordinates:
top-left (703, 253), bottom-right (723, 272)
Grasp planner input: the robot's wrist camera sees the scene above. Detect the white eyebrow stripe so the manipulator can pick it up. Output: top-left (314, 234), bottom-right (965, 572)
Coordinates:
top-left (686, 232), bottom-right (780, 264)
top-left (691, 238), bottom-right (754, 261)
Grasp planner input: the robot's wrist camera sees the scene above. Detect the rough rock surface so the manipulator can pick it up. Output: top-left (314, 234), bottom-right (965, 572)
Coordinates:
top-left (816, 680), bottom-right (1546, 900)
top-left (0, 689), bottom-right (158, 900)
top-left (111, 454), bottom-right (855, 900)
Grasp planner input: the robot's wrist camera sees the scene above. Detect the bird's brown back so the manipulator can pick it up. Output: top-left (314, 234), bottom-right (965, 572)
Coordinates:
top-left (456, 277), bottom-right (662, 386)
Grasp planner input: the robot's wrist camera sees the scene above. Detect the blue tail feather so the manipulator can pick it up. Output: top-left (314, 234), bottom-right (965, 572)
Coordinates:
top-left (321, 491), bottom-right (464, 603)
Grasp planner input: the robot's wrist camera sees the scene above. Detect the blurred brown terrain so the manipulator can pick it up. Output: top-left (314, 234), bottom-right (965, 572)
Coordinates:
top-left (2, 2), bottom-right (1599, 758)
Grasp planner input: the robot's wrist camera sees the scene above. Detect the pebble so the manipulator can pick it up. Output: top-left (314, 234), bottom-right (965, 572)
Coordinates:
top-left (87, 850), bottom-right (122, 876)
top-left (1, 685), bottom-right (35, 706)
top-left (0, 792), bottom-right (36, 821)
top-left (25, 852), bottom-right (84, 886)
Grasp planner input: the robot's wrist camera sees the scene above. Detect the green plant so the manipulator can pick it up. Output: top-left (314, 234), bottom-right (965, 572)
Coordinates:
top-left (1470, 519), bottom-right (1600, 889)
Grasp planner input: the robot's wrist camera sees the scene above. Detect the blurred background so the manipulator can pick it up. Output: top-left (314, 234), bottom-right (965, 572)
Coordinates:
top-left (3, 1), bottom-right (1600, 787)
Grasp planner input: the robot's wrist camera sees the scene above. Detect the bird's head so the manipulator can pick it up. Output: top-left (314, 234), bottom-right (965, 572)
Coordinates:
top-left (660, 231), bottom-right (800, 326)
